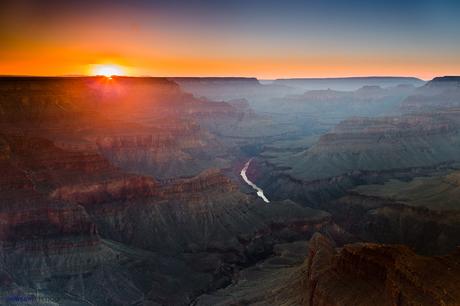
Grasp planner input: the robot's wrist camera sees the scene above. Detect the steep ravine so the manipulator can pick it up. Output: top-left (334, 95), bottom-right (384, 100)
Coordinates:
top-left (240, 158), bottom-right (270, 203)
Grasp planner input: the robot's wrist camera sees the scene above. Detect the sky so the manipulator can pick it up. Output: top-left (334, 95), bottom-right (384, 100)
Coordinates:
top-left (1, 0), bottom-right (459, 79)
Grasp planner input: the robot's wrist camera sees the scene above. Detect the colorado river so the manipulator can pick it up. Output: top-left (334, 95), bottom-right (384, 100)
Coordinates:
top-left (240, 159), bottom-right (270, 203)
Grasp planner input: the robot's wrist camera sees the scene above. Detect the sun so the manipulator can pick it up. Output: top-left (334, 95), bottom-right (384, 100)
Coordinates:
top-left (92, 64), bottom-right (124, 78)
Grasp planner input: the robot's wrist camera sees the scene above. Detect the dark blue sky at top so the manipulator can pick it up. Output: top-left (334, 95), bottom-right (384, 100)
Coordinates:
top-left (11, 0), bottom-right (459, 44)
top-left (7, 0), bottom-right (460, 26)
top-left (3, 0), bottom-right (459, 52)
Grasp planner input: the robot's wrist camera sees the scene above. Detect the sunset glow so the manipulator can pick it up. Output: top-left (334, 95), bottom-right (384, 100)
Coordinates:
top-left (92, 65), bottom-right (124, 78)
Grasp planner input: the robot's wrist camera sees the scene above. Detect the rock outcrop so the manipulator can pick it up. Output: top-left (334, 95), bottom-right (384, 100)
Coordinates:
top-left (304, 234), bottom-right (460, 306)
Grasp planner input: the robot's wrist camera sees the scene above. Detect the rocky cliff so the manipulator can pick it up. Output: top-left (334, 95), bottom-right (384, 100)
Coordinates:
top-left (401, 76), bottom-right (460, 112)
top-left (0, 76), bottom-right (253, 178)
top-left (266, 85), bottom-right (413, 120)
top-left (196, 231), bottom-right (460, 306)
top-left (0, 99), bottom-right (344, 305)
top-left (275, 111), bottom-right (460, 181)
top-left (304, 234), bottom-right (460, 306)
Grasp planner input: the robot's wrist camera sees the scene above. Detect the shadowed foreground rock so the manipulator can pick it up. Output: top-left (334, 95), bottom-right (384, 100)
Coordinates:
top-left (304, 234), bottom-right (460, 306)
top-left (196, 233), bottom-right (460, 306)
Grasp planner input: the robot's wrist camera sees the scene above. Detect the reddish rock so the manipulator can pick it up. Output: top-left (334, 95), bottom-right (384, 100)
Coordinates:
top-left (304, 234), bottom-right (460, 306)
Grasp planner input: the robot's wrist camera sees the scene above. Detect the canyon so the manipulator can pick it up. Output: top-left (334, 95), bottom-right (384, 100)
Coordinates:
top-left (0, 75), bottom-right (459, 305)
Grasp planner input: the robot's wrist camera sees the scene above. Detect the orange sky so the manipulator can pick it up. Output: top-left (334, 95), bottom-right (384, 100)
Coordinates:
top-left (2, 51), bottom-right (459, 80)
top-left (1, 0), bottom-right (459, 80)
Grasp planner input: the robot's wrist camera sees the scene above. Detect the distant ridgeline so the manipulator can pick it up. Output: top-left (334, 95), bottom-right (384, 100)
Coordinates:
top-left (272, 76), bottom-right (425, 91)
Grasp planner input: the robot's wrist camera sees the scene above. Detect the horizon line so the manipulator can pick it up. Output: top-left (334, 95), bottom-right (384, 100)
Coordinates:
top-left (0, 74), bottom-right (440, 82)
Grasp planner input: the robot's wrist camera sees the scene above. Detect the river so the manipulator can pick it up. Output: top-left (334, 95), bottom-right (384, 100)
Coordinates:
top-left (240, 159), bottom-right (270, 203)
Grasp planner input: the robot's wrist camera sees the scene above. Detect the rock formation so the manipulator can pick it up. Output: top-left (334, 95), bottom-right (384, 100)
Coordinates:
top-left (304, 234), bottom-right (460, 306)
